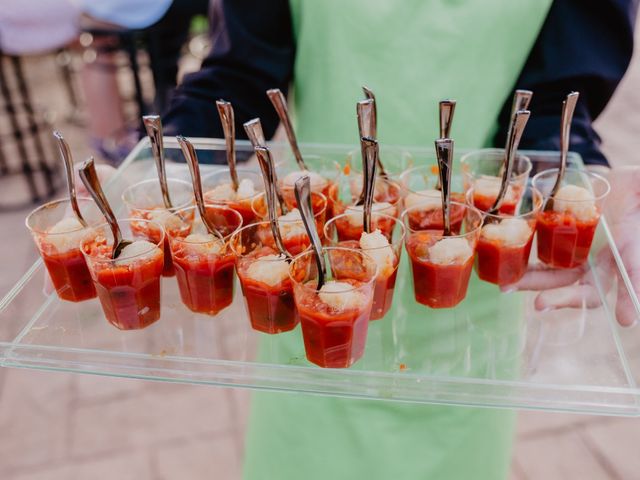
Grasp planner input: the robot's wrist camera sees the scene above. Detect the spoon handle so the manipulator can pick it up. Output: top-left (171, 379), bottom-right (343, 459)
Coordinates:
top-left (503, 90), bottom-right (532, 153)
top-left (435, 139), bottom-right (454, 236)
top-left (439, 100), bottom-right (456, 139)
top-left (549, 92), bottom-right (580, 199)
top-left (243, 117), bottom-right (267, 148)
top-left (435, 100), bottom-right (456, 191)
top-left (294, 175), bottom-right (326, 290)
top-left (358, 95), bottom-right (388, 180)
top-left (355, 100), bottom-right (384, 206)
top-left (361, 137), bottom-right (378, 234)
top-left (361, 86), bottom-right (377, 138)
top-left (255, 147), bottom-right (290, 257)
top-left (177, 135), bottom-right (220, 238)
top-left (53, 131), bottom-right (87, 227)
top-left (142, 115), bottom-right (172, 210)
top-left (244, 118), bottom-right (288, 214)
top-left (78, 157), bottom-right (122, 249)
top-left (216, 100), bottom-right (239, 191)
top-left (511, 90), bottom-right (533, 119)
top-left (266, 88), bottom-right (307, 170)
top-left (489, 110), bottom-right (531, 214)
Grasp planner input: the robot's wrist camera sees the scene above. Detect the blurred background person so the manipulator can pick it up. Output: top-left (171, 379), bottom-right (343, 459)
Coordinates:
top-left (78, 0), bottom-right (209, 162)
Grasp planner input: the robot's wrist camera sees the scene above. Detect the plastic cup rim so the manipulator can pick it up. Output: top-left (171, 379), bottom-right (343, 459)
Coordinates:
top-left (121, 177), bottom-right (194, 212)
top-left (81, 217), bottom-right (165, 262)
top-left (531, 167), bottom-right (611, 203)
top-left (400, 201), bottom-right (484, 238)
top-left (459, 148), bottom-right (532, 181)
top-left (251, 190), bottom-right (328, 219)
top-left (166, 204), bottom-right (243, 244)
top-left (465, 185), bottom-right (544, 220)
top-left (288, 245), bottom-right (379, 291)
top-left (25, 197), bottom-right (96, 235)
top-left (323, 212), bottom-right (406, 250)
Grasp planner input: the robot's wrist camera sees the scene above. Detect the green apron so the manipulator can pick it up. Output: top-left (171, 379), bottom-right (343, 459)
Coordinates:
top-left (244, 1), bottom-right (551, 478)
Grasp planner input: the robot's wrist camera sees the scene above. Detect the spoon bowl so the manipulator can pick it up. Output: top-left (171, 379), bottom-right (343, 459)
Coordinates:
top-left (78, 157), bottom-right (132, 259)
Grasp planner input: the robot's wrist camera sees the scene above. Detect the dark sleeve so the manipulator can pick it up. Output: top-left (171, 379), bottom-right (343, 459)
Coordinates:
top-left (494, 0), bottom-right (638, 167)
top-left (162, 0), bottom-right (295, 143)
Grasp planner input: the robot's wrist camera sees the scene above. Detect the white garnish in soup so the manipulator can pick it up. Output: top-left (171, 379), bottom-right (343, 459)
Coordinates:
top-left (428, 237), bottom-right (473, 265)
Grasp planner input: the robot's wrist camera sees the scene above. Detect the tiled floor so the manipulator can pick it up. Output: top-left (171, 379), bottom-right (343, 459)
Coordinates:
top-left (2, 26), bottom-right (640, 480)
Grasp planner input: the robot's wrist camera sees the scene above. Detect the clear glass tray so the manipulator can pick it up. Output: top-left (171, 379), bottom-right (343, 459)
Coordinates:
top-left (1, 138), bottom-right (639, 416)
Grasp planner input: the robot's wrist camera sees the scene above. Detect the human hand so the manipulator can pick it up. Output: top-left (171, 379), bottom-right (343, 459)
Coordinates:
top-left (507, 166), bottom-right (640, 327)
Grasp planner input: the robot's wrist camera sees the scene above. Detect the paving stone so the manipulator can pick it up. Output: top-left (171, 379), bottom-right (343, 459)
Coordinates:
top-left (73, 374), bottom-right (146, 407)
top-left (513, 430), bottom-right (615, 480)
top-left (153, 433), bottom-right (241, 480)
top-left (581, 417), bottom-right (640, 480)
top-left (516, 410), bottom-right (608, 439)
top-left (0, 369), bottom-right (73, 473)
top-left (8, 450), bottom-right (151, 480)
top-left (70, 382), bottom-right (233, 458)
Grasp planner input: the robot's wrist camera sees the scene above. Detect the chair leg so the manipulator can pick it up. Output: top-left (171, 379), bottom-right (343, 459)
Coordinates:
top-left (0, 54), bottom-right (41, 203)
top-left (11, 56), bottom-right (56, 197)
top-left (122, 33), bottom-right (147, 129)
top-left (56, 48), bottom-right (84, 125)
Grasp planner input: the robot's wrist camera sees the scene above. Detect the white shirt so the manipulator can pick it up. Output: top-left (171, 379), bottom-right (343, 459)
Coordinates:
top-left (79, 0), bottom-right (173, 29)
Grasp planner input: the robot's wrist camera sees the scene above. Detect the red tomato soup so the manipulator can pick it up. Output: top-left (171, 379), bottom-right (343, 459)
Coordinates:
top-left (404, 203), bottom-right (465, 235)
top-left (282, 180), bottom-right (337, 219)
top-left (475, 229), bottom-right (534, 286)
top-left (171, 240), bottom-right (236, 315)
top-left (406, 231), bottom-right (474, 308)
top-left (295, 279), bottom-right (372, 368)
top-left (236, 246), bottom-right (298, 334)
top-left (41, 246), bottom-right (96, 302)
top-left (333, 214), bottom-right (395, 242)
top-left (84, 239), bottom-right (164, 330)
top-left (472, 185), bottom-right (522, 215)
top-left (536, 210), bottom-right (599, 268)
top-left (130, 210), bottom-right (176, 277)
top-left (336, 239), bottom-right (399, 321)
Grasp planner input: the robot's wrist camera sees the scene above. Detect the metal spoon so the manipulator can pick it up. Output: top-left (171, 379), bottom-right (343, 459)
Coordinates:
top-left (79, 157), bottom-right (132, 258)
top-left (176, 135), bottom-right (224, 240)
top-left (361, 137), bottom-right (378, 234)
top-left (435, 100), bottom-right (456, 190)
top-left (355, 100), bottom-right (387, 205)
top-left (544, 91), bottom-right (580, 212)
top-left (216, 100), bottom-right (240, 191)
top-left (434, 138), bottom-right (454, 236)
top-left (294, 175), bottom-right (327, 290)
top-left (358, 98), bottom-right (388, 178)
top-left (266, 88), bottom-right (308, 170)
top-left (497, 90), bottom-right (533, 177)
top-left (243, 117), bottom-right (267, 148)
top-left (53, 130), bottom-right (87, 227)
top-left (511, 90), bottom-right (533, 119)
top-left (244, 118), bottom-right (289, 215)
top-left (142, 115), bottom-right (173, 210)
top-left (255, 146), bottom-right (291, 259)
top-left (362, 86), bottom-right (377, 138)
top-left (439, 100), bottom-right (456, 139)
top-left (488, 109), bottom-right (531, 216)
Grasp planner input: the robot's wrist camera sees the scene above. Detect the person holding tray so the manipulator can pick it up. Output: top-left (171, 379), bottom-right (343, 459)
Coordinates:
top-left (160, 0), bottom-right (640, 479)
